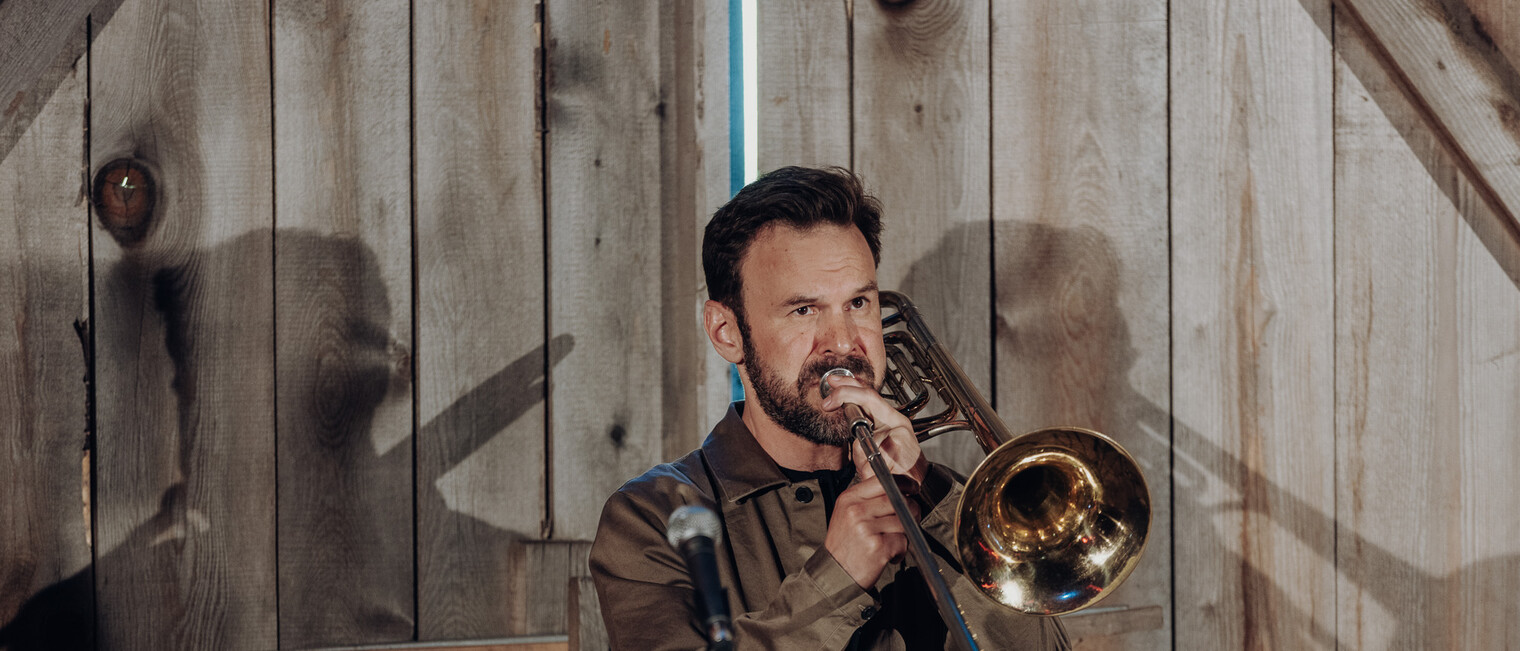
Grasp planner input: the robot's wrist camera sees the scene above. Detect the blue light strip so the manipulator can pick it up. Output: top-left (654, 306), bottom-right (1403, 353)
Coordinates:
top-left (728, 0), bottom-right (746, 402)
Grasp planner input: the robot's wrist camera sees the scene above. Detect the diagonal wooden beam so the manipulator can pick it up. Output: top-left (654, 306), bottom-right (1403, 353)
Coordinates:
top-left (1337, 0), bottom-right (1520, 240)
top-left (0, 0), bottom-right (121, 163)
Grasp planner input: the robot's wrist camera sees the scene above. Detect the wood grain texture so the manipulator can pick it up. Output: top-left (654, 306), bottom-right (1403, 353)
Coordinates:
top-left (88, 0), bottom-right (277, 648)
top-left (854, 0), bottom-right (990, 477)
top-left (507, 540), bottom-right (591, 637)
top-left (0, 39), bottom-right (91, 651)
top-left (1169, 0), bottom-right (1337, 649)
top-left (0, 0), bottom-right (116, 162)
top-left (1060, 605), bottom-right (1164, 646)
top-left (660, 0), bottom-right (733, 463)
top-left (1466, 0), bottom-right (1520, 62)
top-left (992, 1), bottom-right (1171, 649)
top-left (414, 0), bottom-right (547, 639)
top-left (545, 0), bottom-right (665, 541)
top-left (1337, 0), bottom-right (1520, 240)
top-left (1335, 16), bottom-right (1520, 649)
top-left (693, 0), bottom-right (737, 439)
top-left (756, 0), bottom-right (851, 170)
top-left (567, 576), bottom-right (608, 651)
top-left (272, 0), bottom-right (414, 645)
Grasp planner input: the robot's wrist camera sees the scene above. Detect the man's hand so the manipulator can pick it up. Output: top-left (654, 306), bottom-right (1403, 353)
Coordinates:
top-left (819, 373), bottom-right (928, 487)
top-left (819, 372), bottom-right (929, 589)
top-left (825, 475), bottom-right (909, 589)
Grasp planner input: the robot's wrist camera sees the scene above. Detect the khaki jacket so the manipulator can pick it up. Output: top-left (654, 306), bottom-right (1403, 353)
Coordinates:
top-left (589, 402), bottom-right (1070, 650)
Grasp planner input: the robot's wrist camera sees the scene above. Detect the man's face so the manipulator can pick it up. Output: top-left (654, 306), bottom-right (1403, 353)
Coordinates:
top-left (735, 223), bottom-right (886, 446)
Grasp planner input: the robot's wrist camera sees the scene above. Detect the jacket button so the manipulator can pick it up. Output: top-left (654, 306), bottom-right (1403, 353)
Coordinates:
top-left (861, 605), bottom-right (878, 619)
top-left (794, 486), bottom-right (814, 503)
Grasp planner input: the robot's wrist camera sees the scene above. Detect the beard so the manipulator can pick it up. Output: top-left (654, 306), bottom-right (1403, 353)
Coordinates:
top-left (740, 319), bottom-right (876, 447)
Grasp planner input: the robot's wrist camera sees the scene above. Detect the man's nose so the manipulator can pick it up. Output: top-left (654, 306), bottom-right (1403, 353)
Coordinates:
top-left (818, 310), bottom-right (858, 356)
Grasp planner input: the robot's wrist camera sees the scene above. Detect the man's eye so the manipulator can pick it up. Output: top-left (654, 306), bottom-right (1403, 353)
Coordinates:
top-left (850, 297), bottom-right (868, 309)
top-left (794, 306), bottom-right (813, 316)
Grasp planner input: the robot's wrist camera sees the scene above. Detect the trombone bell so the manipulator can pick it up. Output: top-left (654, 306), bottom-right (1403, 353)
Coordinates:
top-left (878, 291), bottom-right (1151, 616)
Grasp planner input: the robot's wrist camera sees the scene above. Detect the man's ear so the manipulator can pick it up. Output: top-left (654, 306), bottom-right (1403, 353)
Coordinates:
top-left (704, 300), bottom-right (745, 364)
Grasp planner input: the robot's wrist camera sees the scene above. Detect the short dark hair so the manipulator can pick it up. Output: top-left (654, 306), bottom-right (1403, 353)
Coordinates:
top-left (702, 166), bottom-right (883, 315)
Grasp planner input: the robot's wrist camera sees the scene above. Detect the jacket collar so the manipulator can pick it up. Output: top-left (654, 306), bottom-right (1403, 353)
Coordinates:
top-left (702, 402), bottom-right (790, 503)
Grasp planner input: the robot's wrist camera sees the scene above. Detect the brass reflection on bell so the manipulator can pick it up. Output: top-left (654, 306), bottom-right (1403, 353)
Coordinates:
top-left (877, 290), bottom-right (1153, 622)
top-left (955, 427), bottom-right (1150, 615)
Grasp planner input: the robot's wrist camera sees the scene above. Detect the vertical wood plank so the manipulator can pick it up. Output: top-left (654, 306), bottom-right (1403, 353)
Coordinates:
top-left (568, 575), bottom-right (608, 651)
top-left (0, 0), bottom-right (116, 161)
top-left (1169, 0), bottom-right (1337, 649)
top-left (660, 0), bottom-right (733, 461)
top-left (272, 0), bottom-right (414, 646)
top-left (0, 31), bottom-right (91, 650)
top-left (507, 541), bottom-right (592, 637)
top-left (89, 0), bottom-right (277, 647)
top-left (756, 0), bottom-right (851, 170)
top-left (854, 0), bottom-right (990, 476)
top-left (414, 0), bottom-right (546, 639)
top-left (545, 0), bottom-right (665, 541)
top-left (1335, 15), bottom-right (1520, 649)
top-left (694, 0), bottom-right (736, 438)
top-left (992, 1), bottom-right (1171, 648)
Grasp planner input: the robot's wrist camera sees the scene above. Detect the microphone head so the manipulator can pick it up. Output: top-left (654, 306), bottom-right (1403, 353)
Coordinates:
top-left (667, 504), bottom-right (721, 547)
top-left (818, 367), bottom-right (855, 399)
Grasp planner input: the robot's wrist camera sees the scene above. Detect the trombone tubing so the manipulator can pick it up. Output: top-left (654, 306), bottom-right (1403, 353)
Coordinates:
top-left (850, 417), bottom-right (979, 651)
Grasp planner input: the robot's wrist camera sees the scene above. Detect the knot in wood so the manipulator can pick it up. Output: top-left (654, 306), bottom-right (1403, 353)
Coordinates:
top-left (92, 158), bottom-right (157, 246)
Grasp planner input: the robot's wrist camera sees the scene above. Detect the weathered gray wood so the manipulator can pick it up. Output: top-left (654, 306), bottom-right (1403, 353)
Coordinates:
top-left (756, 0), bottom-right (850, 170)
top-left (545, 0), bottom-right (665, 541)
top-left (88, 0), bottom-right (276, 648)
top-left (1336, 15), bottom-right (1520, 649)
top-left (0, 36), bottom-right (91, 650)
top-left (1169, 0), bottom-right (1337, 649)
top-left (272, 0), bottom-right (414, 646)
top-left (568, 576), bottom-right (608, 651)
top-left (414, 0), bottom-right (547, 639)
top-left (1060, 605), bottom-right (1164, 646)
top-left (1338, 0), bottom-right (1520, 240)
top-left (992, 2), bottom-right (1171, 649)
top-left (508, 541), bottom-right (592, 637)
top-left (0, 0), bottom-right (121, 163)
top-left (659, 0), bottom-right (733, 462)
top-left (691, 0), bottom-right (737, 437)
top-left (855, 0), bottom-right (991, 477)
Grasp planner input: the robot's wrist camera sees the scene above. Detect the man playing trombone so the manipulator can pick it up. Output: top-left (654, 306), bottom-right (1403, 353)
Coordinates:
top-left (589, 166), bottom-right (1069, 650)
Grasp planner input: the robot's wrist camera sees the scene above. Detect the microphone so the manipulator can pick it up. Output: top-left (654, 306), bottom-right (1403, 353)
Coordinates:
top-left (667, 505), bottom-right (734, 650)
top-left (819, 368), bottom-right (873, 434)
top-left (821, 367), bottom-right (921, 498)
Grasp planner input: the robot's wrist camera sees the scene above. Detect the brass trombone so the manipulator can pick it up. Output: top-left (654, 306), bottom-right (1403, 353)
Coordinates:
top-left (866, 291), bottom-right (1151, 625)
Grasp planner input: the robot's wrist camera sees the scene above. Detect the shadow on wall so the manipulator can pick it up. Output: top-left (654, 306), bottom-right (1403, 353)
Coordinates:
top-left (0, 228), bottom-right (570, 650)
top-left (900, 220), bottom-right (1518, 648)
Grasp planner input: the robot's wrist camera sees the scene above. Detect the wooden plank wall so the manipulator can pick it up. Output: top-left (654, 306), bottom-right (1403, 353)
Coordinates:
top-left (1, 0), bottom-right (729, 648)
top-left (1171, 1), bottom-right (1337, 650)
top-left (3, 0), bottom-right (1520, 649)
top-left (0, 21), bottom-right (92, 651)
top-left (1335, 5), bottom-right (1520, 648)
top-left (413, 0), bottom-right (546, 641)
top-left (90, 1), bottom-right (279, 649)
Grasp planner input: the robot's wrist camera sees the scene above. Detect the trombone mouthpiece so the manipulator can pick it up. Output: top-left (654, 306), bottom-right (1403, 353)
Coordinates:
top-left (818, 368), bottom-right (855, 398)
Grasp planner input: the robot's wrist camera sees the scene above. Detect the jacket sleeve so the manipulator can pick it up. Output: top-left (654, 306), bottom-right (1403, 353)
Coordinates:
top-left (590, 488), bottom-right (879, 651)
top-left (917, 464), bottom-right (1073, 651)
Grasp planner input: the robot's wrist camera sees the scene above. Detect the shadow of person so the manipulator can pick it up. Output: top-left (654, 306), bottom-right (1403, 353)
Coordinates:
top-left (899, 220), bottom-right (1318, 648)
top-left (0, 228), bottom-right (571, 650)
top-left (901, 219), bottom-right (1520, 648)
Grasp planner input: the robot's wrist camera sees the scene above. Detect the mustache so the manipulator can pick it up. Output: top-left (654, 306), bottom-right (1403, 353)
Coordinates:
top-left (798, 355), bottom-right (874, 392)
